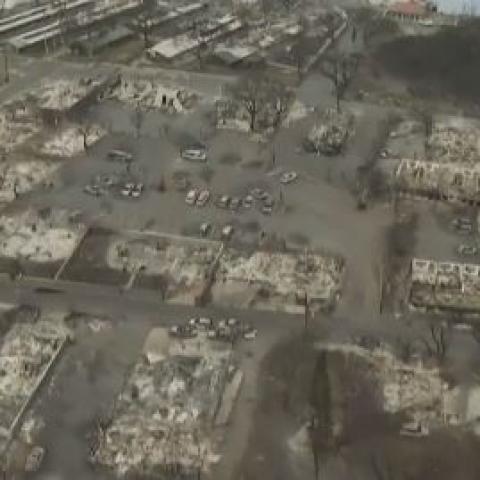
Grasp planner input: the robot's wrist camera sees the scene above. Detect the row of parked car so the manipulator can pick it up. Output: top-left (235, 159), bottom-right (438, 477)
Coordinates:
top-left (169, 316), bottom-right (258, 341)
top-left (184, 185), bottom-right (286, 215)
top-left (84, 178), bottom-right (144, 199)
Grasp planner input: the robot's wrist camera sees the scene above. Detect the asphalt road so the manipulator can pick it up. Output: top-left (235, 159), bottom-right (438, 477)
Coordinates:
top-left (0, 274), bottom-right (306, 327)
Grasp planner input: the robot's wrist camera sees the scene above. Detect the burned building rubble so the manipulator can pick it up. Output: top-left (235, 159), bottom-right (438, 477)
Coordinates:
top-left (93, 328), bottom-right (233, 478)
top-left (305, 108), bottom-right (354, 155)
top-left (410, 257), bottom-right (480, 312)
top-left (0, 310), bottom-right (70, 456)
top-left (395, 159), bottom-right (480, 204)
top-left (214, 248), bottom-right (344, 311)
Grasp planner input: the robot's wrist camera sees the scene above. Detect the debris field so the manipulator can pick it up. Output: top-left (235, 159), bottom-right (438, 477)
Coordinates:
top-left (93, 327), bottom-right (234, 478)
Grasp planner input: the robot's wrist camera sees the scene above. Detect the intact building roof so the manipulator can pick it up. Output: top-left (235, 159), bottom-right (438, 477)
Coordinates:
top-left (388, 0), bottom-right (428, 17)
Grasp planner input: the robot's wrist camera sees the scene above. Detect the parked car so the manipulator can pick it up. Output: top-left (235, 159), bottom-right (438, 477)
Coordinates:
top-left (280, 171), bottom-right (298, 184)
top-left (227, 317), bottom-right (238, 327)
top-left (120, 182), bottom-right (143, 198)
top-left (207, 329), bottom-right (218, 339)
top-left (400, 420), bottom-right (429, 437)
top-left (263, 195), bottom-right (274, 208)
top-left (251, 188), bottom-right (268, 200)
top-left (222, 224), bottom-right (234, 240)
top-left (451, 217), bottom-right (473, 234)
top-left (169, 325), bottom-right (197, 338)
top-left (121, 182), bottom-right (135, 197)
top-left (196, 189), bottom-right (210, 207)
top-left (216, 194), bottom-right (230, 209)
top-left (181, 147), bottom-right (207, 162)
top-left (185, 189), bottom-right (199, 205)
top-left (457, 244), bottom-right (478, 256)
top-left (188, 317), bottom-right (199, 327)
top-left (131, 183), bottom-right (144, 198)
top-left (107, 149), bottom-right (133, 162)
top-left (230, 197), bottom-right (241, 211)
top-left (242, 195), bottom-right (254, 209)
top-left (198, 317), bottom-right (213, 329)
top-left (243, 328), bottom-right (258, 340)
top-left (84, 184), bottom-right (102, 196)
top-left (200, 222), bottom-right (212, 237)
top-left (99, 175), bottom-right (115, 187)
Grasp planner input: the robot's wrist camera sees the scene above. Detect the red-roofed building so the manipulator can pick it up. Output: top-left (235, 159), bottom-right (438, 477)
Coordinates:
top-left (387, 0), bottom-right (428, 20)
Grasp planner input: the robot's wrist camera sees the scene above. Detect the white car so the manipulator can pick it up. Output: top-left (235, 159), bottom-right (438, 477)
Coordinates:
top-left (242, 195), bottom-right (254, 209)
top-left (198, 317), bottom-right (213, 329)
top-left (280, 171), bottom-right (298, 184)
top-left (131, 183), bottom-right (144, 198)
top-left (181, 147), bottom-right (207, 162)
top-left (200, 222), bottom-right (212, 237)
top-left (185, 189), bottom-right (199, 205)
top-left (221, 224), bottom-right (234, 240)
top-left (196, 189), bottom-right (210, 207)
top-left (188, 317), bottom-right (198, 327)
top-left (107, 149), bottom-right (133, 162)
top-left (243, 328), bottom-right (258, 340)
top-left (251, 188), bottom-right (267, 200)
top-left (207, 329), bottom-right (217, 339)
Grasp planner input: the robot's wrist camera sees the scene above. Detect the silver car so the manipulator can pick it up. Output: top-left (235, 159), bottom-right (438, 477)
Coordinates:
top-left (181, 147), bottom-right (207, 162)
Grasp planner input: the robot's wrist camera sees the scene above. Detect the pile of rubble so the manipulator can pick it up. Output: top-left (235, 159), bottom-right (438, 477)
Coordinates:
top-left (410, 258), bottom-right (480, 311)
top-left (0, 314), bottom-right (69, 453)
top-left (107, 237), bottom-right (217, 277)
top-left (318, 343), bottom-right (460, 434)
top-left (36, 76), bottom-right (106, 111)
top-left (395, 159), bottom-right (480, 204)
top-left (106, 77), bottom-right (198, 113)
top-left (0, 208), bottom-right (83, 263)
top-left (427, 118), bottom-right (480, 165)
top-left (217, 249), bottom-right (344, 307)
top-left (93, 328), bottom-right (231, 477)
top-left (306, 108), bottom-right (353, 155)
top-left (216, 99), bottom-right (251, 133)
top-left (41, 125), bottom-right (106, 157)
top-left (0, 160), bottom-right (58, 203)
top-left (0, 104), bottom-right (40, 153)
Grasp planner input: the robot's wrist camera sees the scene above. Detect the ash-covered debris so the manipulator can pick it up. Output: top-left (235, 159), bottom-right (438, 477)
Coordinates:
top-left (305, 108), bottom-right (354, 155)
top-left (92, 328), bottom-right (234, 478)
